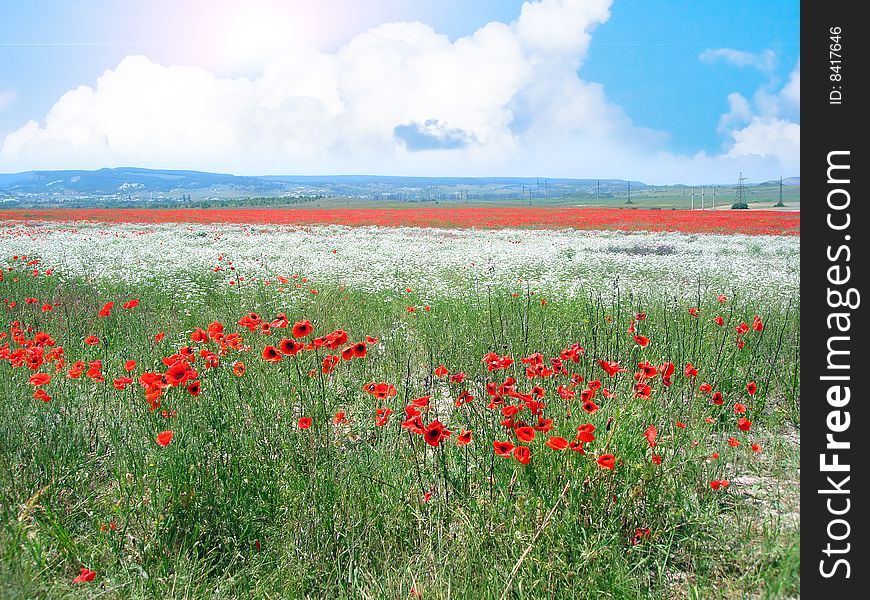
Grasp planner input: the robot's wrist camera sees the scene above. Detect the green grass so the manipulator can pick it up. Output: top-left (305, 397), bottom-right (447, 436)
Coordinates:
top-left (0, 259), bottom-right (799, 599)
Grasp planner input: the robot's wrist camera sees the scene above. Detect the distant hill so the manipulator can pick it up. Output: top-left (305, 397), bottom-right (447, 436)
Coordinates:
top-left (0, 167), bottom-right (799, 208)
top-left (763, 177), bottom-right (800, 186)
top-left (0, 167), bottom-right (646, 203)
top-left (0, 167), bottom-right (283, 196)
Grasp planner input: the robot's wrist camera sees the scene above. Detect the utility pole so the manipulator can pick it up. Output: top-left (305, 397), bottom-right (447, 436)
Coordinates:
top-left (736, 171), bottom-right (747, 206)
top-left (701, 187), bottom-right (705, 210)
top-left (712, 186), bottom-right (716, 210)
top-left (691, 187), bottom-right (695, 210)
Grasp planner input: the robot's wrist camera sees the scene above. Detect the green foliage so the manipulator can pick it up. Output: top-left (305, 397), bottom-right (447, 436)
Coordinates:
top-left (0, 263), bottom-right (800, 599)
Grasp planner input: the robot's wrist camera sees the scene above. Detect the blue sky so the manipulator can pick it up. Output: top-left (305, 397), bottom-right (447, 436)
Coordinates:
top-left (0, 1), bottom-right (799, 183)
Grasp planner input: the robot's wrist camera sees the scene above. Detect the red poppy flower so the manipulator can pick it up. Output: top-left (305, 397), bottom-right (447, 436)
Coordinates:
top-left (154, 331), bottom-right (165, 343)
top-left (401, 414), bottom-right (424, 434)
top-left (568, 441), bottom-right (586, 453)
top-left (434, 365), bottom-right (448, 378)
top-left (746, 381), bottom-right (757, 396)
top-left (717, 293), bottom-right (727, 303)
top-left (513, 445), bottom-right (531, 465)
top-left (633, 335), bottom-right (650, 348)
top-left (688, 307), bottom-right (699, 317)
top-left (277, 338), bottom-right (302, 356)
top-left (576, 423), bottom-right (596, 439)
top-left (33, 389), bottom-right (52, 402)
top-left (635, 313), bottom-right (647, 321)
top-left (733, 402), bottom-right (746, 414)
top-left (644, 425), bottom-right (657, 449)
top-left (41, 303), bottom-right (53, 312)
top-left (456, 429), bottom-right (472, 446)
top-left (270, 313), bottom-right (289, 329)
top-left (736, 337), bottom-right (745, 349)
top-left (333, 411), bottom-right (346, 425)
top-left (598, 360), bottom-right (628, 377)
top-left (735, 322), bottom-right (749, 334)
top-left (29, 373), bottom-right (50, 386)
top-left (651, 454), bottom-right (662, 465)
top-left (113, 376), bottom-right (133, 390)
top-left (684, 363), bottom-right (698, 378)
top-left (124, 359), bottom-right (136, 372)
top-left (233, 361), bottom-right (246, 377)
top-left (737, 417), bottom-right (752, 432)
top-left (637, 361), bottom-right (658, 380)
top-left (675, 421), bottom-right (686, 429)
top-left (699, 383), bottom-right (712, 393)
top-left (190, 328), bottom-right (209, 343)
top-left (582, 400), bottom-right (599, 414)
top-left (534, 418), bottom-right (554, 432)
top-left (633, 383), bottom-right (652, 400)
top-left (325, 329), bottom-right (349, 349)
top-left (632, 527), bottom-right (652, 545)
top-left (424, 420), bottom-right (450, 446)
top-left (156, 430), bottom-right (174, 446)
top-left (727, 437), bottom-right (740, 447)
top-left (123, 299), bottom-right (139, 309)
top-left (352, 342), bottom-right (367, 358)
top-left (449, 372), bottom-right (466, 384)
top-left (545, 436), bottom-right (568, 450)
top-left (454, 389), bottom-right (474, 407)
top-left (262, 345), bottom-right (282, 363)
top-left (321, 355), bottom-right (340, 374)
top-left (291, 319), bottom-right (313, 338)
top-left (73, 568), bottom-right (97, 584)
top-left (373, 407), bottom-right (393, 427)
top-left (84, 335), bottom-right (100, 346)
top-left (186, 380), bottom-right (201, 397)
top-left (98, 302), bottom-right (113, 317)
top-left (712, 452), bottom-right (720, 459)
top-left (369, 383), bottom-right (396, 399)
top-left (340, 345), bottom-right (355, 361)
top-left (406, 306), bottom-right (416, 313)
top-left (298, 417), bottom-right (312, 429)
top-left (752, 315), bottom-right (764, 332)
top-left (713, 316), bottom-right (724, 326)
top-left (515, 426), bottom-right (535, 443)
top-left (711, 392), bottom-right (724, 406)
top-left (493, 440), bottom-right (514, 457)
top-left (751, 443), bottom-right (762, 453)
top-left (597, 454), bottom-right (616, 470)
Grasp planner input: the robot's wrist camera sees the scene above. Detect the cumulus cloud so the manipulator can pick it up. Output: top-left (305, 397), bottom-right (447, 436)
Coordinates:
top-left (0, 0), bottom-right (798, 183)
top-left (699, 48), bottom-right (777, 73)
top-left (2, 0), bottom-right (639, 177)
top-left (716, 59), bottom-right (800, 174)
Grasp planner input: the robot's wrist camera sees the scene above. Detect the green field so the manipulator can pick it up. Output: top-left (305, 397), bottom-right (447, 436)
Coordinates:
top-left (0, 230), bottom-right (800, 599)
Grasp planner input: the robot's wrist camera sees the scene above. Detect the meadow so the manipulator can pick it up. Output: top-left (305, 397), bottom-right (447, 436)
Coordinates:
top-left (0, 213), bottom-right (800, 599)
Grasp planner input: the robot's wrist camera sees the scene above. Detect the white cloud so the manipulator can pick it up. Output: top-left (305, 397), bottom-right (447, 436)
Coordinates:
top-left (699, 48), bottom-right (777, 73)
top-left (0, 0), bottom-right (798, 183)
top-left (716, 60), bottom-right (800, 174)
top-left (725, 117), bottom-right (800, 167)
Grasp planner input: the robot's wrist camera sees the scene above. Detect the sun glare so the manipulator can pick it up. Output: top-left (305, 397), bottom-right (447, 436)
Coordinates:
top-left (202, 0), bottom-right (316, 71)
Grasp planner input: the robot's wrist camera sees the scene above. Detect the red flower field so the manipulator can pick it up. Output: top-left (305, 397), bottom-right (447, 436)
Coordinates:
top-left (0, 207), bottom-right (799, 235)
